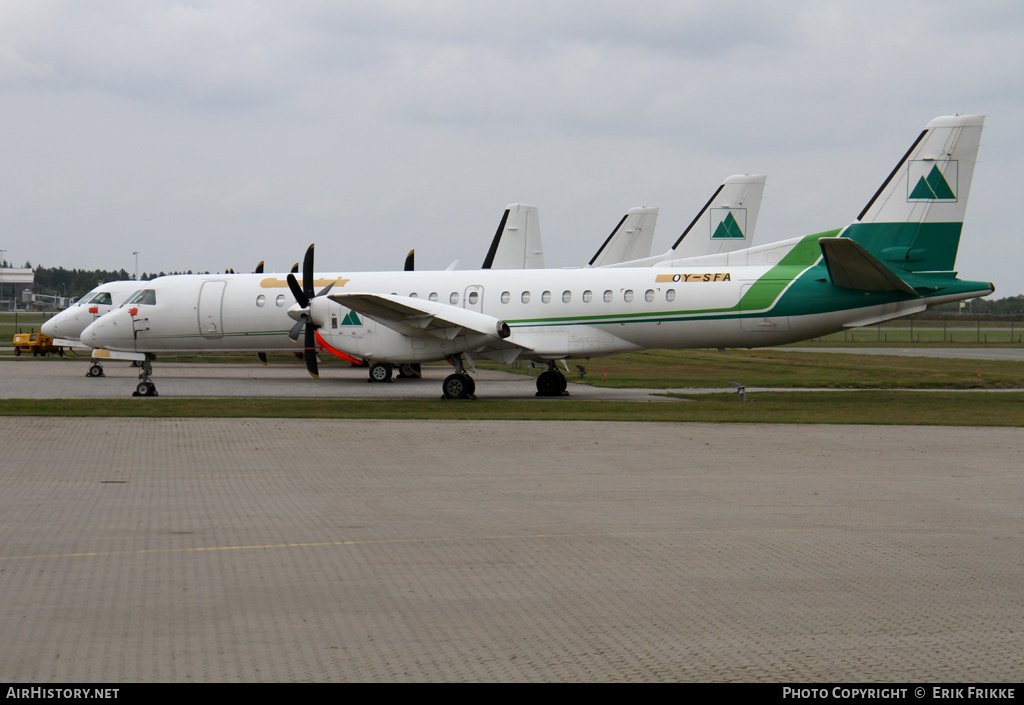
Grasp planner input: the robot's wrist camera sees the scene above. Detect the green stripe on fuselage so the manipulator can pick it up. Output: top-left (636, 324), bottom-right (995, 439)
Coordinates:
top-left (505, 230), bottom-right (837, 328)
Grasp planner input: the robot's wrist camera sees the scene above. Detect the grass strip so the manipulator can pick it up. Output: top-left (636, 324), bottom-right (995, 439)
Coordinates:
top-left (1, 392), bottom-right (1022, 426)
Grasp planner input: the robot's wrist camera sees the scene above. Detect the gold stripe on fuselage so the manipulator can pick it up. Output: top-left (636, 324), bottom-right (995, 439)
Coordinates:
top-left (259, 277), bottom-right (350, 289)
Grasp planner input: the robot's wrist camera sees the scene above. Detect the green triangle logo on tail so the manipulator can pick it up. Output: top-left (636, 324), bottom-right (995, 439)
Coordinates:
top-left (341, 311), bottom-right (362, 326)
top-left (908, 161), bottom-right (957, 201)
top-left (711, 210), bottom-right (746, 239)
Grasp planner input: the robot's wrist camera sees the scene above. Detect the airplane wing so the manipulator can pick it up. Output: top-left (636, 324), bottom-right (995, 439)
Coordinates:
top-left (329, 292), bottom-right (523, 342)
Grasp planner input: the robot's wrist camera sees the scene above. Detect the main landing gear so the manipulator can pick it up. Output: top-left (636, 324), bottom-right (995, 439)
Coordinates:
top-left (366, 362), bottom-right (421, 383)
top-left (442, 356), bottom-right (475, 400)
top-left (87, 362), bottom-right (105, 377)
top-left (536, 362), bottom-right (568, 397)
top-left (368, 362), bottom-right (392, 383)
top-left (132, 355), bottom-right (158, 397)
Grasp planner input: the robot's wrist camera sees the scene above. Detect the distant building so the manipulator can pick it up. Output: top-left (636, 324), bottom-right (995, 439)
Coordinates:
top-left (0, 268), bottom-right (34, 310)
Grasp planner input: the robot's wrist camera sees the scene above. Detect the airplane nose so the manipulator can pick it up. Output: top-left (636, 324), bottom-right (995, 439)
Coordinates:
top-left (41, 317), bottom-right (59, 337)
top-left (80, 319), bottom-right (101, 347)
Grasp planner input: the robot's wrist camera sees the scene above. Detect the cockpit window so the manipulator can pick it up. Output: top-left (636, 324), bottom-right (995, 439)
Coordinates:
top-left (86, 291), bottom-right (113, 305)
top-left (126, 289), bottom-right (156, 305)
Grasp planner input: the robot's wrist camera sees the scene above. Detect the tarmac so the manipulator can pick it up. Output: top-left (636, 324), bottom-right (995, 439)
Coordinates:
top-left (0, 357), bottom-right (1022, 682)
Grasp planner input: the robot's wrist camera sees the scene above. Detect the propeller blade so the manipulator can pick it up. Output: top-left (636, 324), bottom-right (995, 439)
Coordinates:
top-left (287, 272), bottom-right (308, 309)
top-left (316, 282), bottom-right (334, 298)
top-left (304, 323), bottom-right (319, 378)
top-left (257, 352), bottom-right (268, 365)
top-left (290, 262), bottom-right (299, 274)
top-left (254, 261), bottom-right (264, 274)
top-left (302, 244), bottom-right (315, 299)
top-left (404, 249), bottom-right (415, 271)
top-left (288, 314), bottom-right (306, 343)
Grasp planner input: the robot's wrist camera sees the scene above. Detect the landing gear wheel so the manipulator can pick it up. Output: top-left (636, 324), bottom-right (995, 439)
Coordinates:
top-left (134, 381), bottom-right (158, 397)
top-left (397, 363), bottom-right (421, 379)
top-left (442, 373), bottom-right (475, 399)
top-left (368, 362), bottom-right (393, 383)
top-left (536, 370), bottom-right (567, 396)
top-left (87, 364), bottom-right (105, 377)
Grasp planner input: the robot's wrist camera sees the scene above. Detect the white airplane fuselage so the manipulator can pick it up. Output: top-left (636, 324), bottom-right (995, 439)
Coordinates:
top-left (80, 231), bottom-right (990, 366)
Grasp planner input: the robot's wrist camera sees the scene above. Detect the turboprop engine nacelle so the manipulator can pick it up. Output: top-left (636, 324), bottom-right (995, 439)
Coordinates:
top-left (316, 293), bottom-right (513, 364)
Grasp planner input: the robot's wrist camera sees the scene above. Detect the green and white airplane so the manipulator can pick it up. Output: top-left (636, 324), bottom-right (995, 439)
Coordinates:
top-left (83, 115), bottom-right (991, 399)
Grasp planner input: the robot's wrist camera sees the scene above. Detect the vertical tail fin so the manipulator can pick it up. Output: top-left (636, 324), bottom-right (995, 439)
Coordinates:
top-left (671, 173), bottom-right (766, 258)
top-left (603, 174), bottom-right (766, 267)
top-left (587, 207), bottom-right (659, 266)
top-left (843, 115), bottom-right (984, 275)
top-left (481, 204), bottom-right (545, 269)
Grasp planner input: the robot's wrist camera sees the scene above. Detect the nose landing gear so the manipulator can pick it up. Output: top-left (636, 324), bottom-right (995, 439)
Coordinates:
top-left (132, 355), bottom-right (159, 397)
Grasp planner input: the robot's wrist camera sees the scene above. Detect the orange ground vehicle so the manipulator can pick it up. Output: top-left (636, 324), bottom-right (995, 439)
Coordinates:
top-left (12, 330), bottom-right (64, 356)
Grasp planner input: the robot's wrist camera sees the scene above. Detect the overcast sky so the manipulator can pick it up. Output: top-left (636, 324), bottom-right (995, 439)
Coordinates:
top-left (2, 1), bottom-right (1022, 295)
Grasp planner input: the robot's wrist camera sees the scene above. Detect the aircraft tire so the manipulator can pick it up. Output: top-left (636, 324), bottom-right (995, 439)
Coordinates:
top-left (442, 373), bottom-right (475, 400)
top-left (397, 363), bottom-right (421, 379)
top-left (88, 364), bottom-right (104, 377)
top-left (536, 370), bottom-right (565, 396)
top-left (134, 381), bottom-right (157, 396)
top-left (368, 362), bottom-right (393, 383)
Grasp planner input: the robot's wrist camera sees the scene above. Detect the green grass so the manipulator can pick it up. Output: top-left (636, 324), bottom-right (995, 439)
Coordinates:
top-left (500, 349), bottom-right (1024, 390)
top-left (0, 312), bottom-right (54, 342)
top-left (0, 392), bottom-right (1022, 425)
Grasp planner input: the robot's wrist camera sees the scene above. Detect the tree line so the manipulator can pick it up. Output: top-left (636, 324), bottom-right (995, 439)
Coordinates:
top-left (27, 266), bottom-right (208, 299)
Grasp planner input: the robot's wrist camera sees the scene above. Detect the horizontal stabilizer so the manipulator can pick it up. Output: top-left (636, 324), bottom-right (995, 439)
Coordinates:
top-left (819, 237), bottom-right (920, 296)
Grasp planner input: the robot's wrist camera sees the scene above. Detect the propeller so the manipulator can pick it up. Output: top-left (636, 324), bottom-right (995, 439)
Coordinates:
top-left (254, 260), bottom-right (266, 364)
top-left (404, 249), bottom-right (415, 272)
top-left (286, 244), bottom-right (334, 378)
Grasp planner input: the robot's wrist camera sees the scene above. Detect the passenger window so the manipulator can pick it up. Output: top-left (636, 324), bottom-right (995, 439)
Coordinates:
top-left (645, 289), bottom-right (655, 303)
top-left (468, 291), bottom-right (479, 305)
top-left (603, 290), bottom-right (612, 303)
top-left (583, 290), bottom-right (592, 303)
top-left (624, 289), bottom-right (634, 303)
top-left (276, 294), bottom-right (286, 307)
top-left (562, 290), bottom-right (571, 303)
top-left (256, 295), bottom-right (266, 307)
top-left (501, 291), bottom-right (511, 304)
top-left (541, 291), bottom-right (551, 303)
top-left (410, 292), bottom-right (419, 298)
top-left (429, 292), bottom-right (438, 302)
top-left (522, 291), bottom-right (531, 304)
top-left (666, 289), bottom-right (676, 302)
top-left (449, 292), bottom-right (459, 305)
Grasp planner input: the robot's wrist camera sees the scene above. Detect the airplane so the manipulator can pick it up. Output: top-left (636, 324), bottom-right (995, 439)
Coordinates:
top-left (83, 115), bottom-right (990, 400)
top-left (41, 280), bottom-right (142, 375)
top-left (41, 264), bottom-right (268, 376)
top-left (68, 176), bottom-right (765, 390)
